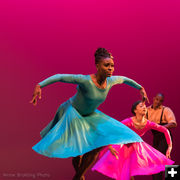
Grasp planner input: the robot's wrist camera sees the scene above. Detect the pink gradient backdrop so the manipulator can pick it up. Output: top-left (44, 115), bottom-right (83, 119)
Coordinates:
top-left (0, 0), bottom-right (180, 179)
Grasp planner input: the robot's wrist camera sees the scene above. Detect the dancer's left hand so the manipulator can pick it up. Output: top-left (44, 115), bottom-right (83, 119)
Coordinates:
top-left (109, 146), bottom-right (119, 160)
top-left (166, 146), bottom-right (172, 159)
top-left (140, 87), bottom-right (149, 103)
top-left (30, 84), bottom-right (42, 106)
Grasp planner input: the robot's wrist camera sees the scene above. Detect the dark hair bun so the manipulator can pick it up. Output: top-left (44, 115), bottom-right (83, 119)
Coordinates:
top-left (94, 47), bottom-right (113, 64)
top-left (131, 100), bottom-right (142, 115)
top-left (94, 48), bottom-right (109, 57)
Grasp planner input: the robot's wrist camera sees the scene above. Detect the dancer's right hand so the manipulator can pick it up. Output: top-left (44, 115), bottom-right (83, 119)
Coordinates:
top-left (108, 146), bottom-right (119, 160)
top-left (166, 145), bottom-right (172, 159)
top-left (30, 84), bottom-right (42, 106)
top-left (140, 87), bottom-right (150, 104)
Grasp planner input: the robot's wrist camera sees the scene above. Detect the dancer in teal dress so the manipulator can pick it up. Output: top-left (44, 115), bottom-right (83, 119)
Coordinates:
top-left (30, 48), bottom-right (148, 180)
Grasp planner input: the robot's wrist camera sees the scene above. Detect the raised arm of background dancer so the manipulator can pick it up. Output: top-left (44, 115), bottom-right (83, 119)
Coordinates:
top-left (149, 121), bottom-right (172, 158)
top-left (30, 74), bottom-right (86, 106)
top-left (149, 122), bottom-right (172, 145)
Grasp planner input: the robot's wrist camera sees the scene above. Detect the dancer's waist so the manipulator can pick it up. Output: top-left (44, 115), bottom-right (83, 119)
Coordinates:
top-left (69, 97), bottom-right (97, 116)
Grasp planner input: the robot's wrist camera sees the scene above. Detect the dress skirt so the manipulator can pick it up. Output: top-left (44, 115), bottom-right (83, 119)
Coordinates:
top-left (32, 100), bottom-right (142, 158)
top-left (92, 142), bottom-right (174, 180)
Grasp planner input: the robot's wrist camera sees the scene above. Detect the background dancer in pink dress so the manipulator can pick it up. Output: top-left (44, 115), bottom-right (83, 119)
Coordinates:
top-left (92, 100), bottom-right (174, 180)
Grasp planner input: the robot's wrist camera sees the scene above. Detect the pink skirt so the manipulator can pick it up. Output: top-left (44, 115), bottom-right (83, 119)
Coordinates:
top-left (92, 142), bottom-right (174, 180)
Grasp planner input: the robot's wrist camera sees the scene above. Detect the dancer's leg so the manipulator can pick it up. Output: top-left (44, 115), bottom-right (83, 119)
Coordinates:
top-left (73, 147), bottom-right (103, 180)
top-left (72, 156), bottom-right (83, 172)
top-left (72, 156), bottom-right (84, 180)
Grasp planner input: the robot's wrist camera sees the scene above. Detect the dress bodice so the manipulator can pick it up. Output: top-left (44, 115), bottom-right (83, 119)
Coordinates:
top-left (121, 118), bottom-right (171, 144)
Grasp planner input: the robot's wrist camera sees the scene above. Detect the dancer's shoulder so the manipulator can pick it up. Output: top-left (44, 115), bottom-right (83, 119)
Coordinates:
top-left (121, 117), bottom-right (132, 126)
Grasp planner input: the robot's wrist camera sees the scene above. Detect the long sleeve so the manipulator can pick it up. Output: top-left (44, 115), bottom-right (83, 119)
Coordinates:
top-left (149, 121), bottom-right (172, 145)
top-left (38, 74), bottom-right (86, 88)
top-left (109, 76), bottom-right (142, 89)
top-left (121, 118), bottom-right (132, 127)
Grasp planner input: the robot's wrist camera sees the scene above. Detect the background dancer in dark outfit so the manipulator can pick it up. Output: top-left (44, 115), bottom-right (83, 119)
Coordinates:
top-left (147, 93), bottom-right (177, 180)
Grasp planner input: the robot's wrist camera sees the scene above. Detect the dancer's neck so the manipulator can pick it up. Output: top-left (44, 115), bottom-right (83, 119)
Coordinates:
top-left (134, 114), bottom-right (145, 123)
top-left (95, 73), bottom-right (107, 85)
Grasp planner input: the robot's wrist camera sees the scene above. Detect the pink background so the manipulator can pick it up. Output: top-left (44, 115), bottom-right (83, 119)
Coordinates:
top-left (0, 0), bottom-right (180, 179)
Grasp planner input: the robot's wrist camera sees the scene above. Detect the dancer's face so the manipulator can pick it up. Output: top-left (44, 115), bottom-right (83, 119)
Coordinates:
top-left (96, 58), bottom-right (114, 77)
top-left (134, 102), bottom-right (147, 116)
top-left (153, 94), bottom-right (164, 109)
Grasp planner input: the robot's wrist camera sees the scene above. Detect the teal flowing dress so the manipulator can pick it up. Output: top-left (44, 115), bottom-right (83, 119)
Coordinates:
top-left (32, 74), bottom-right (143, 158)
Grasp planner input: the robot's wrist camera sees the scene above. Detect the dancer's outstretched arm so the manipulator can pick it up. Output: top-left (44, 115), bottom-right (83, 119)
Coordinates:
top-left (149, 122), bottom-right (172, 158)
top-left (30, 74), bottom-right (86, 106)
top-left (38, 74), bottom-right (87, 87)
top-left (110, 76), bottom-right (149, 103)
